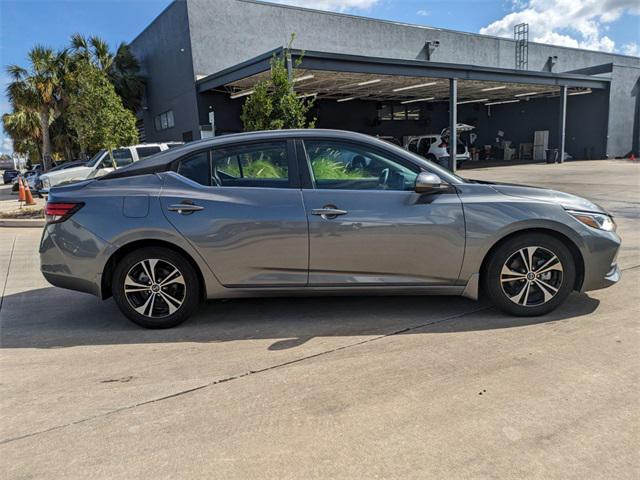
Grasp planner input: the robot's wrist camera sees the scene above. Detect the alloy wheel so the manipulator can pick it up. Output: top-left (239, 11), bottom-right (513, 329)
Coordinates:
top-left (124, 259), bottom-right (186, 318)
top-left (500, 246), bottom-right (564, 307)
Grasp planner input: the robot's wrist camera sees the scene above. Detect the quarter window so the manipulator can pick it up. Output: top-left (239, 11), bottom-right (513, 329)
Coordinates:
top-left (304, 140), bottom-right (418, 191)
top-left (177, 151), bottom-right (210, 186)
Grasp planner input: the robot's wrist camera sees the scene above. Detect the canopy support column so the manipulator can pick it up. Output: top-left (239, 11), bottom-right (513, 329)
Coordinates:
top-left (559, 85), bottom-right (567, 163)
top-left (449, 78), bottom-right (458, 173)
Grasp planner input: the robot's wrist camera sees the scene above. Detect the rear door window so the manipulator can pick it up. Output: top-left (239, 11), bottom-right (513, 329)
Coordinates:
top-left (175, 141), bottom-right (292, 188)
top-left (212, 142), bottom-right (290, 188)
top-left (136, 146), bottom-right (162, 159)
top-left (112, 148), bottom-right (134, 168)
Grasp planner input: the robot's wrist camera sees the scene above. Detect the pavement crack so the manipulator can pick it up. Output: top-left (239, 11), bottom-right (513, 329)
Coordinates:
top-left (621, 264), bottom-right (640, 272)
top-left (0, 305), bottom-right (490, 445)
top-left (0, 237), bottom-right (16, 313)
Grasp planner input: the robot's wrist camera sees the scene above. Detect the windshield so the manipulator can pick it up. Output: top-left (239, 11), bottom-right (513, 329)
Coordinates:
top-left (85, 150), bottom-right (106, 168)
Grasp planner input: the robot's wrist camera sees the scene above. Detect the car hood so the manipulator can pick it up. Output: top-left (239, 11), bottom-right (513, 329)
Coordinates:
top-left (480, 181), bottom-right (608, 215)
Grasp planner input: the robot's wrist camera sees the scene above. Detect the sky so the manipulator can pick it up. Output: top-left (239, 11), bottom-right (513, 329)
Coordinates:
top-left (1, 0), bottom-right (639, 155)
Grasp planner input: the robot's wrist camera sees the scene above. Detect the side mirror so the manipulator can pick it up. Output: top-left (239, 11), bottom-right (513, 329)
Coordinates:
top-left (414, 172), bottom-right (449, 194)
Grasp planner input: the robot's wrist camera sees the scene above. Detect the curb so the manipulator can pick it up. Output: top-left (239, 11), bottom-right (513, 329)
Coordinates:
top-left (0, 218), bottom-right (45, 228)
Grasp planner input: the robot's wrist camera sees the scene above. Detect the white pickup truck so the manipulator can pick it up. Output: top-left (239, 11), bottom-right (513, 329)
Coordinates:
top-left (39, 142), bottom-right (182, 194)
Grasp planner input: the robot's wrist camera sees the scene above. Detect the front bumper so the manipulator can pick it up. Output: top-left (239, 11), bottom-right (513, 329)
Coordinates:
top-left (580, 230), bottom-right (622, 292)
top-left (602, 262), bottom-right (621, 287)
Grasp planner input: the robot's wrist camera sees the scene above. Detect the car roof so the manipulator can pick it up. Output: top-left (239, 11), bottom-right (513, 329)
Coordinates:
top-left (102, 129), bottom-right (391, 180)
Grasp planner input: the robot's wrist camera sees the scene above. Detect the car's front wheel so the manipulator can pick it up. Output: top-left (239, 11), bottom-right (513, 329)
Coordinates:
top-left (112, 247), bottom-right (200, 328)
top-left (483, 233), bottom-right (576, 316)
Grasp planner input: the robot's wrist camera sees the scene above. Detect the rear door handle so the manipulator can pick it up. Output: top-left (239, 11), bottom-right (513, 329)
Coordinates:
top-left (311, 206), bottom-right (348, 219)
top-left (168, 202), bottom-right (204, 214)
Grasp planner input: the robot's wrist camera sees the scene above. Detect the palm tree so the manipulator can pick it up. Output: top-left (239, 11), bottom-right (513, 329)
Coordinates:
top-left (70, 34), bottom-right (144, 111)
top-left (6, 46), bottom-right (66, 170)
top-left (2, 107), bottom-right (42, 161)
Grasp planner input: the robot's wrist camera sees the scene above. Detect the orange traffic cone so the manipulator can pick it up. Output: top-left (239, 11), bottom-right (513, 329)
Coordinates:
top-left (23, 178), bottom-right (37, 206)
top-left (18, 177), bottom-right (25, 203)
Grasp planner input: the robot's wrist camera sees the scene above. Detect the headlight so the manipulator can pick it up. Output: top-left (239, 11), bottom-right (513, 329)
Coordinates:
top-left (567, 210), bottom-right (616, 232)
top-left (43, 178), bottom-right (50, 188)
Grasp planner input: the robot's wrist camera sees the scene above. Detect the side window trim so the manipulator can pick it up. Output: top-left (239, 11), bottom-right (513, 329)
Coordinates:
top-left (295, 139), bottom-right (314, 189)
top-left (174, 139), bottom-right (297, 189)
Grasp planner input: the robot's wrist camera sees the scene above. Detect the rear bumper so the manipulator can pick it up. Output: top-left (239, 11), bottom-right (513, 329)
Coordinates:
top-left (39, 221), bottom-right (114, 298)
top-left (41, 271), bottom-right (99, 296)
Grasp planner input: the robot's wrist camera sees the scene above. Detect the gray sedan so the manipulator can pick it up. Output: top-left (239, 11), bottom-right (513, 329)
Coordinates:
top-left (40, 130), bottom-right (621, 328)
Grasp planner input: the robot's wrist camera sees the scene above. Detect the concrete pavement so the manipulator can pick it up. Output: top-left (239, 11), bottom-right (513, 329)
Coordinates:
top-left (0, 183), bottom-right (45, 215)
top-left (1, 160), bottom-right (638, 479)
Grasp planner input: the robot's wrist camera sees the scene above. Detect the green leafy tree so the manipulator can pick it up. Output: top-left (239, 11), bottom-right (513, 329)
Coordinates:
top-left (5, 46), bottom-right (67, 170)
top-left (67, 63), bottom-right (138, 162)
top-left (241, 35), bottom-right (316, 131)
top-left (70, 34), bottom-right (144, 111)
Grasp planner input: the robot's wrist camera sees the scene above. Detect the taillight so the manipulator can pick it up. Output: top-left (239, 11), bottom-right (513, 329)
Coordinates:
top-left (45, 202), bottom-right (84, 224)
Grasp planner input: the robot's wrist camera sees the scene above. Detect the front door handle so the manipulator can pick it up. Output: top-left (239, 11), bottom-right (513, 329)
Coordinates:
top-left (311, 205), bottom-right (348, 219)
top-left (168, 201), bottom-right (204, 215)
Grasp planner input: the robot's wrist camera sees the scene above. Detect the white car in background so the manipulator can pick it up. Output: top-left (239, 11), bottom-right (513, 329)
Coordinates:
top-left (39, 143), bottom-right (182, 194)
top-left (405, 124), bottom-right (474, 168)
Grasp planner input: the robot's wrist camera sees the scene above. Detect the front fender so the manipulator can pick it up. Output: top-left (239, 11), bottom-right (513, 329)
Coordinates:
top-left (458, 188), bottom-right (590, 283)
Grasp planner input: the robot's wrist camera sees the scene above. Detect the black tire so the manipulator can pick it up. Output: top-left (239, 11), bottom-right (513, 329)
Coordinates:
top-left (483, 233), bottom-right (576, 317)
top-left (112, 247), bottom-right (200, 328)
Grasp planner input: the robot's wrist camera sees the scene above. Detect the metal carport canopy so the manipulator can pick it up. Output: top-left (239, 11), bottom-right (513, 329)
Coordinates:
top-left (196, 47), bottom-right (611, 93)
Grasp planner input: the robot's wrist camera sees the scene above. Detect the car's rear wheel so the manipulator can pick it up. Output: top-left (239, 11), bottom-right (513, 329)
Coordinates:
top-left (112, 247), bottom-right (200, 328)
top-left (483, 233), bottom-right (576, 316)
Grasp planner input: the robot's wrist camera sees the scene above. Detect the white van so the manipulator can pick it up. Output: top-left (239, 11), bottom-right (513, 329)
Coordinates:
top-left (39, 143), bottom-right (182, 194)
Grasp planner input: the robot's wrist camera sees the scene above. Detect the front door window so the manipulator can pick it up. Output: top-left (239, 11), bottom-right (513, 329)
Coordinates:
top-left (303, 140), bottom-right (418, 191)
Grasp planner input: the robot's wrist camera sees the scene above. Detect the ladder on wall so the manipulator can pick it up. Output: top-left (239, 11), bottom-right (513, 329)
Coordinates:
top-left (514, 23), bottom-right (529, 70)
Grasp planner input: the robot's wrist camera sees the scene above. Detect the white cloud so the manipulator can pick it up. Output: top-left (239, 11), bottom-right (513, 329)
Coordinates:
top-left (0, 136), bottom-right (13, 156)
top-left (622, 42), bottom-right (640, 57)
top-left (480, 0), bottom-right (640, 54)
top-left (417, 9), bottom-right (430, 17)
top-left (267, 0), bottom-right (379, 12)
